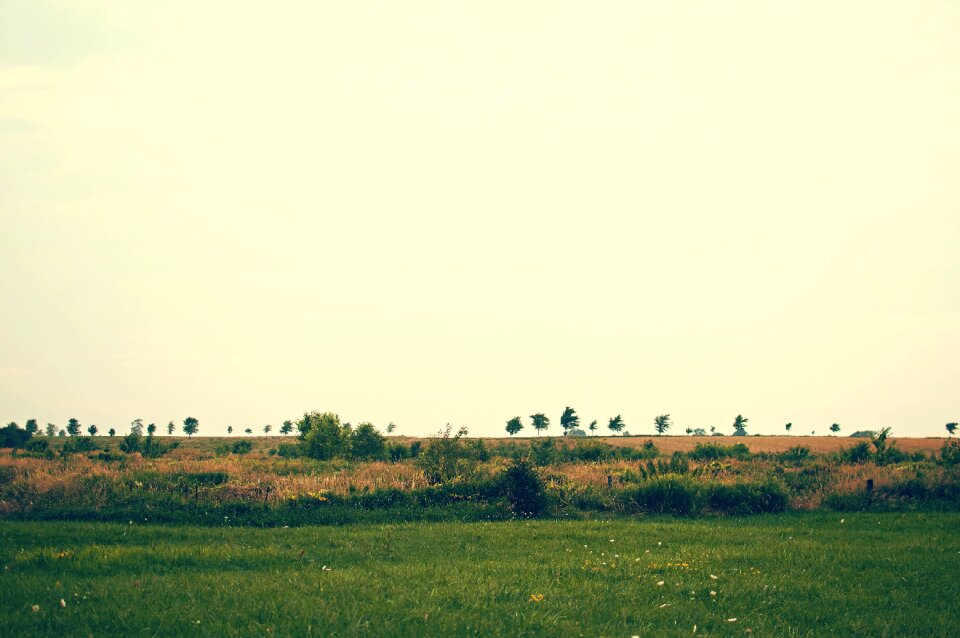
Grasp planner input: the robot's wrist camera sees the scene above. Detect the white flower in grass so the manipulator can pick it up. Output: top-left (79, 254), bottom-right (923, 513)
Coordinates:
top-left (656, 581), bottom-right (665, 586)
top-left (710, 574), bottom-right (718, 580)
top-left (59, 599), bottom-right (66, 608)
top-left (727, 618), bottom-right (737, 622)
top-left (31, 605), bottom-right (40, 612)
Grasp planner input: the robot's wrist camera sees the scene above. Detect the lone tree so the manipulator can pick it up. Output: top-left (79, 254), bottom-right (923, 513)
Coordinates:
top-left (167, 421), bottom-right (175, 435)
top-left (66, 418), bottom-right (81, 437)
top-left (654, 414), bottom-right (671, 436)
top-left (387, 422), bottom-right (398, 434)
top-left (505, 416), bottom-right (524, 436)
top-left (264, 424), bottom-right (272, 436)
top-left (560, 407), bottom-right (580, 436)
top-left (45, 423), bottom-right (56, 437)
top-left (785, 422), bottom-right (793, 433)
top-left (530, 413), bottom-right (550, 437)
top-left (608, 415), bottom-right (625, 434)
top-left (227, 425), bottom-right (233, 435)
top-left (130, 419), bottom-right (144, 436)
top-left (947, 422), bottom-right (958, 437)
top-left (147, 423), bottom-right (157, 436)
top-left (588, 420), bottom-right (598, 436)
top-left (280, 420), bottom-right (294, 436)
top-left (830, 423), bottom-right (841, 435)
top-left (244, 427), bottom-right (253, 435)
top-left (25, 419), bottom-right (39, 436)
top-left (108, 428), bottom-right (116, 437)
top-left (87, 424), bottom-right (98, 436)
top-left (182, 417), bottom-right (199, 437)
top-left (732, 415), bottom-right (749, 436)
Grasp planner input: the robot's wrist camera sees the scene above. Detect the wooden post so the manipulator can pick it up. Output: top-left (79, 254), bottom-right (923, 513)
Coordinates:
top-left (607, 475), bottom-right (613, 489)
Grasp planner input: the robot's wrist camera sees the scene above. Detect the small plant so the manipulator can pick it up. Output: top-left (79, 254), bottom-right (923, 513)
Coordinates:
top-left (500, 458), bottom-right (547, 517)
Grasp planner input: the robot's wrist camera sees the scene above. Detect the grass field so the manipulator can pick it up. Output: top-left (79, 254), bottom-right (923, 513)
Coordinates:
top-left (2, 513), bottom-right (958, 637)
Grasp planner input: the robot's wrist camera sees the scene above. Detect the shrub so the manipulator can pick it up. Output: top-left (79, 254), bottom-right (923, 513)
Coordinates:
top-left (839, 442), bottom-right (872, 464)
top-left (778, 446), bottom-right (811, 464)
top-left (301, 412), bottom-right (351, 460)
top-left (499, 458), bottom-right (548, 517)
top-left (276, 443), bottom-right (302, 458)
top-left (688, 443), bottom-right (751, 461)
top-left (0, 422), bottom-right (31, 448)
top-left (941, 439), bottom-right (960, 467)
top-left (416, 425), bottom-right (482, 484)
top-left (706, 481), bottom-right (788, 514)
top-left (231, 440), bottom-right (253, 455)
top-left (61, 437), bottom-right (99, 455)
top-left (622, 475), bottom-right (698, 515)
top-left (351, 423), bottom-right (387, 460)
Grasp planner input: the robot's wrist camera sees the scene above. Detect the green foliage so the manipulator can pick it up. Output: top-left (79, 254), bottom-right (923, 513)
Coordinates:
top-left (777, 446), bottom-right (812, 464)
top-left (416, 425), bottom-right (482, 484)
top-left (622, 475), bottom-right (698, 515)
top-left (688, 442), bottom-right (751, 461)
top-left (280, 420), bottom-right (294, 436)
top-left (560, 407), bottom-right (579, 435)
top-left (830, 423), bottom-right (841, 434)
top-left (839, 442), bottom-right (873, 464)
top-left (61, 436), bottom-right (99, 455)
top-left (299, 412), bottom-right (351, 460)
top-left (182, 417), bottom-right (199, 437)
top-left (942, 439), bottom-right (960, 467)
top-left (607, 414), bottom-right (625, 434)
top-left (946, 422), bottom-right (958, 437)
top-left (732, 414), bottom-right (749, 436)
top-left (653, 414), bottom-right (671, 435)
top-left (505, 416), bottom-right (523, 437)
top-left (0, 422), bottom-right (31, 448)
top-left (499, 458), bottom-right (548, 517)
top-left (119, 432), bottom-right (177, 457)
top-left (66, 418), bottom-right (82, 437)
top-left (530, 413), bottom-right (550, 436)
top-left (351, 422), bottom-right (386, 460)
top-left (24, 419), bottom-right (38, 436)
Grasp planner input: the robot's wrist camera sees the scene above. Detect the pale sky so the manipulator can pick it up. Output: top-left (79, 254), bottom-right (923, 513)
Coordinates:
top-left (1, 1), bottom-right (958, 437)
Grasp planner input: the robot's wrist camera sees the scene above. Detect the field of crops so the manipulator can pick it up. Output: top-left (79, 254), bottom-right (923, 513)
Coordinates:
top-left (1, 513), bottom-right (958, 637)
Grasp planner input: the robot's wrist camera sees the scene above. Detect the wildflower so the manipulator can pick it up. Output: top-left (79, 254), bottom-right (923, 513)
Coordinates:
top-left (529, 593), bottom-right (544, 603)
top-left (32, 605), bottom-right (40, 612)
top-left (659, 603), bottom-right (670, 608)
top-left (710, 591), bottom-right (716, 597)
top-left (727, 618), bottom-right (737, 622)
top-left (60, 599), bottom-right (66, 608)
top-left (710, 574), bottom-right (718, 580)
top-left (656, 581), bottom-right (665, 586)
top-left (693, 625), bottom-right (697, 633)
top-left (840, 518), bottom-right (845, 524)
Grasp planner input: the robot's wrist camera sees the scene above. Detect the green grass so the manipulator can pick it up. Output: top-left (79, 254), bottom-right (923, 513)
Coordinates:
top-left (1, 513), bottom-right (958, 636)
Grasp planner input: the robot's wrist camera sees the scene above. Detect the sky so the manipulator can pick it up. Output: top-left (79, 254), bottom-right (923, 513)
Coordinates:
top-left (1, 1), bottom-right (958, 437)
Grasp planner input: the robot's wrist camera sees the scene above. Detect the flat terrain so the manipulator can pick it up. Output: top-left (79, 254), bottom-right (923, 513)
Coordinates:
top-left (48, 434), bottom-right (949, 456)
top-left (2, 513), bottom-right (958, 637)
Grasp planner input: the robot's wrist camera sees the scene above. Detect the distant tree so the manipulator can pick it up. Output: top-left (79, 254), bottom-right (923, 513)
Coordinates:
top-left (227, 425), bottom-right (233, 435)
top-left (182, 417), bottom-right (199, 437)
top-left (685, 427), bottom-right (692, 435)
top-left (87, 424), bottom-right (98, 436)
top-left (387, 422), bottom-right (397, 434)
top-left (66, 418), bottom-right (81, 437)
top-left (244, 428), bottom-right (252, 435)
top-left (830, 423), bottom-right (841, 435)
top-left (654, 414), bottom-right (671, 436)
top-left (280, 420), bottom-right (293, 436)
top-left (560, 407), bottom-right (579, 436)
top-left (691, 427), bottom-right (707, 436)
top-left (947, 422), bottom-right (958, 437)
top-left (167, 421), bottom-right (175, 435)
top-left (45, 423), bottom-right (56, 437)
top-left (785, 422), bottom-right (793, 433)
top-left (588, 420), bottom-right (598, 436)
top-left (710, 425), bottom-right (716, 435)
top-left (505, 416), bottom-right (523, 436)
top-left (147, 423), bottom-right (157, 436)
top-left (0, 423), bottom-right (30, 448)
top-left (351, 422), bottom-right (386, 459)
top-left (608, 415), bottom-right (625, 434)
top-left (108, 428), bottom-right (116, 437)
top-left (300, 412), bottom-right (352, 460)
top-left (264, 424), bottom-right (272, 436)
top-left (870, 427), bottom-right (898, 465)
top-left (732, 415), bottom-right (749, 436)
top-left (530, 413), bottom-right (550, 437)
top-left (130, 419), bottom-right (144, 436)
top-left (25, 419), bottom-right (39, 436)
top-left (57, 429), bottom-right (66, 437)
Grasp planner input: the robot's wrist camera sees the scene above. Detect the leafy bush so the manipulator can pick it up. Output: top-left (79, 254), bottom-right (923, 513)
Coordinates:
top-left (499, 458), bottom-right (548, 517)
top-left (0, 423), bottom-right (31, 448)
top-left (231, 440), bottom-right (253, 455)
top-left (838, 442), bottom-right (872, 464)
top-left (688, 443), bottom-right (751, 461)
top-left (351, 422), bottom-right (387, 460)
top-left (61, 437), bottom-right (99, 455)
top-left (706, 481), bottom-right (787, 514)
top-left (777, 446), bottom-right (812, 464)
top-left (416, 425), bottom-right (483, 484)
top-left (299, 412), bottom-right (351, 460)
top-left (622, 475), bottom-right (698, 515)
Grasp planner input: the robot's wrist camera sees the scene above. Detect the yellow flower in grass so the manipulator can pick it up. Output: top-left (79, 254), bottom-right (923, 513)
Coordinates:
top-left (528, 593), bottom-right (544, 603)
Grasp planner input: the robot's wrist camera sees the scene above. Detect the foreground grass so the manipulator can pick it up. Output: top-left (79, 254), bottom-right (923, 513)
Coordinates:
top-left (1, 513), bottom-right (957, 637)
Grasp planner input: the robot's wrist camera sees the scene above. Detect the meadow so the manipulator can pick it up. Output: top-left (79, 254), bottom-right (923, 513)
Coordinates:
top-left (1, 513), bottom-right (958, 637)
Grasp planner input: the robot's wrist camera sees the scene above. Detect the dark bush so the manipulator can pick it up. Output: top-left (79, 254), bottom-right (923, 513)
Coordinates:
top-left (622, 476), bottom-right (697, 515)
top-left (500, 458), bottom-right (548, 517)
top-left (688, 443), bottom-right (751, 461)
top-left (706, 481), bottom-right (788, 514)
top-left (838, 442), bottom-right (872, 464)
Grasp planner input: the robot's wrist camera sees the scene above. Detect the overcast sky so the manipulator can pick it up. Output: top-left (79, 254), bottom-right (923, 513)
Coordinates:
top-left (1, 1), bottom-right (958, 437)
